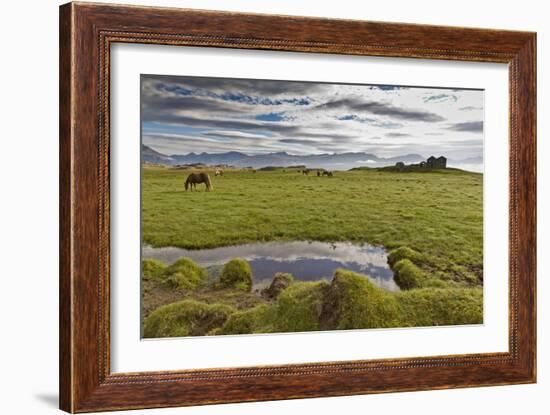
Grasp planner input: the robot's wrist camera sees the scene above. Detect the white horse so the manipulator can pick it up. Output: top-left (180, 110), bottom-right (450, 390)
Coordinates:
top-left (215, 169), bottom-right (224, 177)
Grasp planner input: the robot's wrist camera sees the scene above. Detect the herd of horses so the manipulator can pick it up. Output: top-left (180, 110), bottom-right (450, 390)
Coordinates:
top-left (184, 167), bottom-right (334, 192)
top-left (299, 169), bottom-right (333, 177)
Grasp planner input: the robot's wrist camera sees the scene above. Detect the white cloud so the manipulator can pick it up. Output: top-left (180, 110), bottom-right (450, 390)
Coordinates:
top-left (141, 75), bottom-right (484, 161)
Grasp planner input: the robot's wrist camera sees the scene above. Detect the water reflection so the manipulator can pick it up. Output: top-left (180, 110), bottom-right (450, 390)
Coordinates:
top-left (142, 241), bottom-right (398, 291)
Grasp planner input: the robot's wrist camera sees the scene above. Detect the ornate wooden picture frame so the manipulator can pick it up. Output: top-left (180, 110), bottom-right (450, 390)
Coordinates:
top-left (59, 2), bottom-right (536, 412)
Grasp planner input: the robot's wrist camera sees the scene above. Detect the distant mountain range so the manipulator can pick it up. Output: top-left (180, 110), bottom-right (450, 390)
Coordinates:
top-left (141, 144), bottom-right (174, 164)
top-left (141, 145), bottom-right (429, 170)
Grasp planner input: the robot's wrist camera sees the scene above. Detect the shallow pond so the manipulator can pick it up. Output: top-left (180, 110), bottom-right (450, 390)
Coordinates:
top-left (142, 241), bottom-right (398, 291)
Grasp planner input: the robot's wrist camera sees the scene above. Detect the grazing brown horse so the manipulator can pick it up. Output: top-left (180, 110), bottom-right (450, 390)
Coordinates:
top-left (185, 172), bottom-right (213, 191)
top-left (322, 170), bottom-right (333, 177)
top-left (302, 169), bottom-right (310, 176)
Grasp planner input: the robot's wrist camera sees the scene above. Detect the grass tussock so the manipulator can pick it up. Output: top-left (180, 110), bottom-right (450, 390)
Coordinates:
top-left (145, 268), bottom-right (483, 338)
top-left (142, 258), bottom-right (167, 281)
top-left (142, 257), bottom-right (263, 320)
top-left (273, 281), bottom-right (329, 332)
top-left (322, 269), bottom-right (401, 329)
top-left (324, 270), bottom-right (482, 329)
top-left (219, 258), bottom-right (253, 291)
top-left (261, 272), bottom-right (294, 299)
top-left (143, 300), bottom-right (235, 338)
top-left (163, 257), bottom-right (209, 290)
top-left (142, 257), bottom-right (208, 290)
top-left (392, 259), bottom-right (426, 289)
top-left (214, 304), bottom-right (275, 335)
top-left (396, 287), bottom-right (483, 326)
top-left (387, 246), bottom-right (425, 267)
top-left (218, 281), bottom-right (328, 335)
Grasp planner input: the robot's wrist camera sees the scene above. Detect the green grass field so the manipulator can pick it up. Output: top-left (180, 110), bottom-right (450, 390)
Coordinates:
top-left (141, 165), bottom-right (484, 336)
top-left (142, 166), bottom-right (483, 286)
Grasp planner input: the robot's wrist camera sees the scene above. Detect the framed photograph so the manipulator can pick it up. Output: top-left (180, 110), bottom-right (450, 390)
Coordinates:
top-left (59, 2), bottom-right (536, 412)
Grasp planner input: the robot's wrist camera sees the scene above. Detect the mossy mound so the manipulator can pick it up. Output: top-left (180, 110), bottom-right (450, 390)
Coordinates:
top-left (143, 259), bottom-right (483, 337)
top-left (321, 269), bottom-right (401, 329)
top-left (219, 258), bottom-right (253, 291)
top-left (320, 270), bottom-right (482, 329)
top-left (218, 280), bottom-right (328, 334)
top-left (142, 258), bottom-right (167, 281)
top-left (188, 287), bottom-right (266, 311)
top-left (273, 281), bottom-right (328, 332)
top-left (393, 259), bottom-right (426, 289)
top-left (396, 287), bottom-right (483, 326)
top-left (387, 246), bottom-right (425, 267)
top-left (215, 304), bottom-right (275, 335)
top-left (143, 300), bottom-right (235, 338)
top-left (261, 272), bottom-right (294, 299)
top-left (163, 257), bottom-right (209, 290)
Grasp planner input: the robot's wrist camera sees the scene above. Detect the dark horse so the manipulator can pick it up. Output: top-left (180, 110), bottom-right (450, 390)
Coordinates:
top-left (185, 172), bottom-right (213, 191)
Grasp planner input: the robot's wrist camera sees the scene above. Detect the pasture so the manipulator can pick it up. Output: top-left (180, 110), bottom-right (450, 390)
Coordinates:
top-left (142, 166), bottom-right (483, 286)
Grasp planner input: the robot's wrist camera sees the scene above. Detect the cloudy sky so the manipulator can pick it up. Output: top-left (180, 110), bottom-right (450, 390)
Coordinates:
top-left (141, 74), bottom-right (484, 161)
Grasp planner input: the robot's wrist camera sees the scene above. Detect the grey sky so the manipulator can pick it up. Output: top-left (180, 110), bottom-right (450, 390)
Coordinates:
top-left (141, 75), bottom-right (484, 161)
